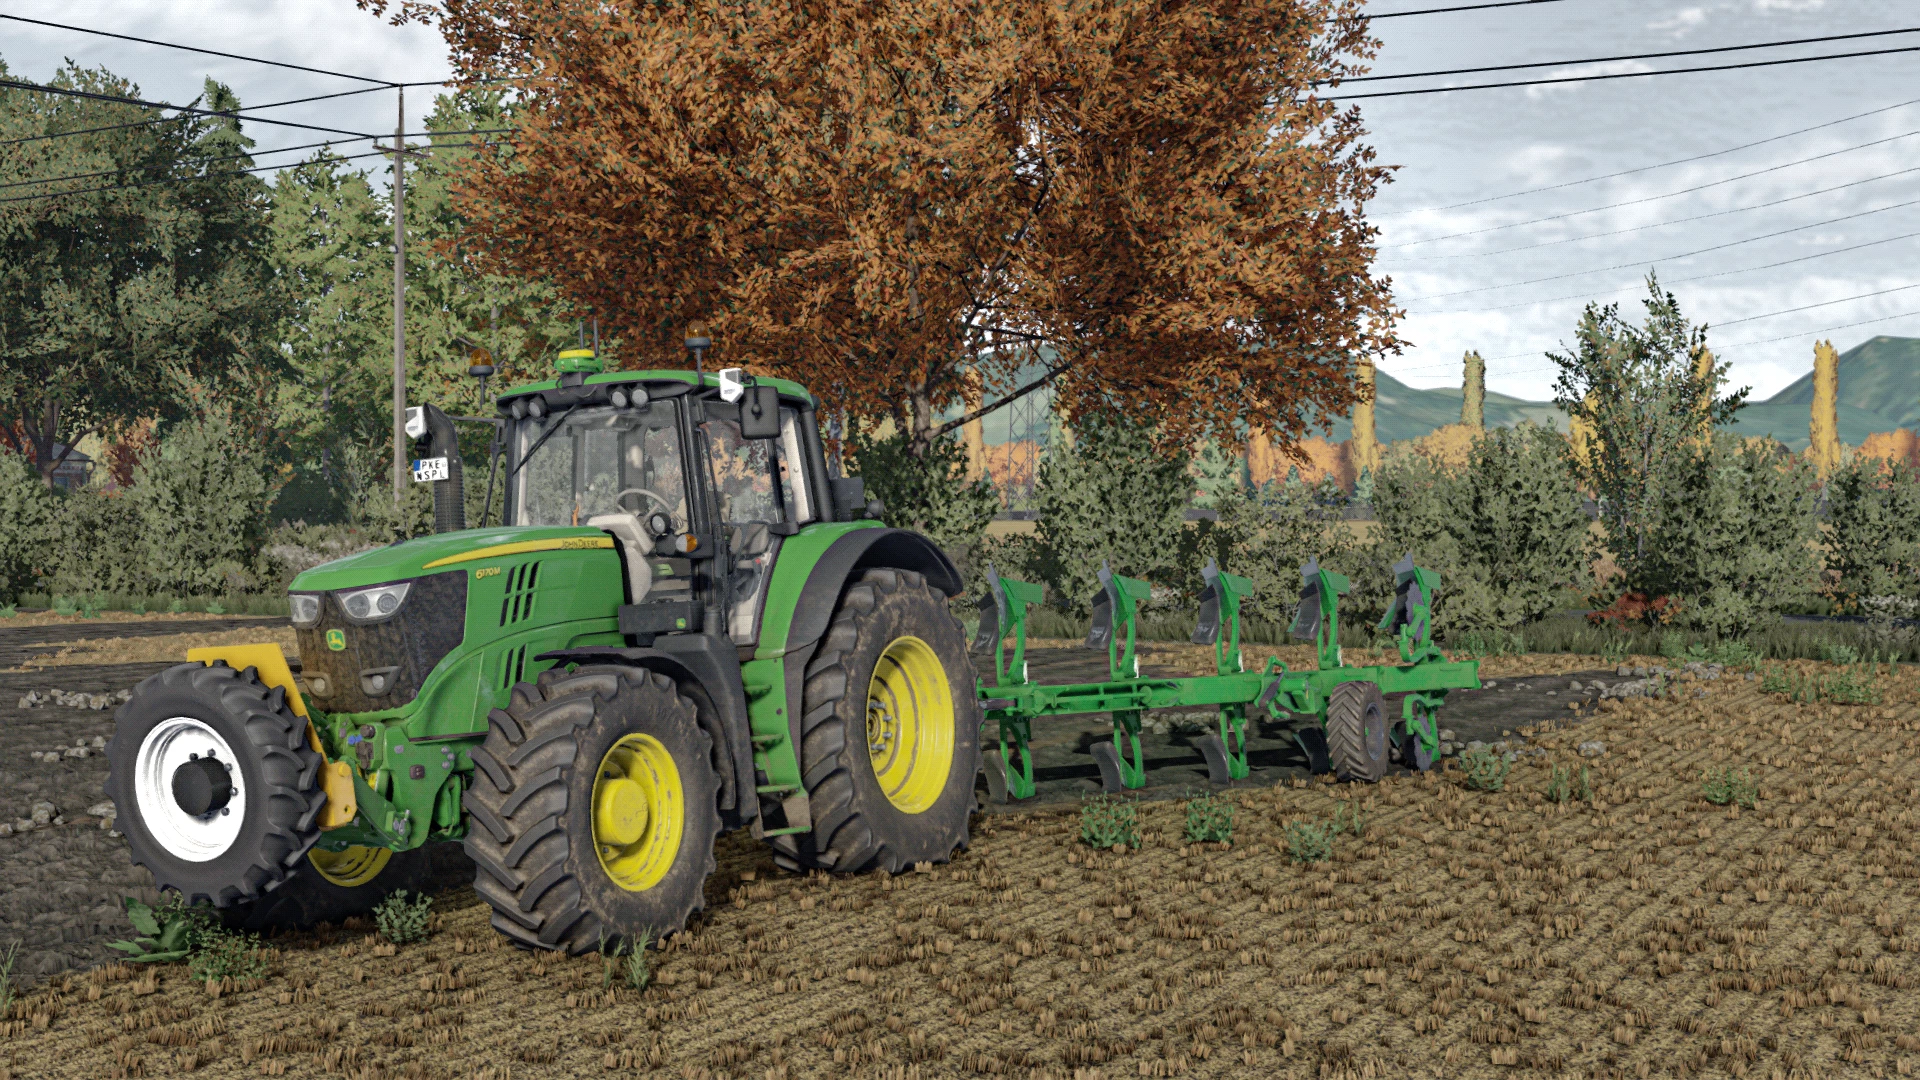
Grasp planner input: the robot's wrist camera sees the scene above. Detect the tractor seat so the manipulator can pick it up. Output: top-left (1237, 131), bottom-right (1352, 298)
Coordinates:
top-left (587, 513), bottom-right (653, 605)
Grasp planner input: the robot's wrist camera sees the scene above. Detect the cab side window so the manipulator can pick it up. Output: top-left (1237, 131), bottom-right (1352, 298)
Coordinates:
top-left (702, 406), bottom-right (813, 527)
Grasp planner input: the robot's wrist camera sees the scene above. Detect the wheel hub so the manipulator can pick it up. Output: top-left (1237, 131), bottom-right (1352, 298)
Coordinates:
top-left (133, 717), bottom-right (246, 862)
top-left (594, 777), bottom-right (650, 848)
top-left (170, 756), bottom-right (233, 816)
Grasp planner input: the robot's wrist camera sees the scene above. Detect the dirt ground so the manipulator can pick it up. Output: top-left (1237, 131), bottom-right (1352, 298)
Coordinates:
top-left (4, 624), bottom-right (1918, 1080)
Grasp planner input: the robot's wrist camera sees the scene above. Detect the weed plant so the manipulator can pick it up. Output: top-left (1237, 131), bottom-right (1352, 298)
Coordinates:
top-left (1078, 795), bottom-right (1140, 850)
top-left (188, 929), bottom-right (269, 983)
top-left (1545, 764), bottom-right (1593, 805)
top-left (1182, 793), bottom-right (1235, 844)
top-left (1330, 802), bottom-right (1366, 837)
top-left (373, 890), bottom-right (433, 945)
top-left (0, 605), bottom-right (14, 619)
top-left (1759, 658), bottom-right (1886, 705)
top-left (1459, 629), bottom-right (1528, 658)
top-left (1284, 818), bottom-right (1335, 863)
top-left (1461, 749), bottom-right (1511, 792)
top-left (1701, 767), bottom-right (1759, 809)
top-left (108, 895), bottom-right (216, 963)
top-left (600, 928), bottom-right (655, 990)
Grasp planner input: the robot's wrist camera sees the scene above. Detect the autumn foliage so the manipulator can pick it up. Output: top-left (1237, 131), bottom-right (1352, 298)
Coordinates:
top-left (364, 0), bottom-right (1399, 455)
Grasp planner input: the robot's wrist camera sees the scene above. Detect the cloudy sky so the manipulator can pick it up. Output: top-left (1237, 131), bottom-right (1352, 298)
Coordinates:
top-left (3, 0), bottom-right (1914, 403)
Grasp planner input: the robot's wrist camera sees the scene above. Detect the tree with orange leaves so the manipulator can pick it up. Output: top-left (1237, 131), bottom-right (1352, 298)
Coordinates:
top-left (361, 0), bottom-right (1399, 458)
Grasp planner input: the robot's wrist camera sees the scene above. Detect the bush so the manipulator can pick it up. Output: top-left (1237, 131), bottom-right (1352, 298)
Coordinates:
top-left (1201, 475), bottom-right (1358, 625)
top-left (0, 453), bottom-right (55, 603)
top-left (1822, 455), bottom-right (1920, 606)
top-left (1030, 413), bottom-right (1192, 615)
top-left (131, 413), bottom-right (277, 596)
top-left (42, 488), bottom-right (153, 600)
top-left (1637, 434), bottom-right (1819, 637)
top-left (1373, 423), bottom-right (1590, 637)
top-left (849, 429), bottom-right (999, 555)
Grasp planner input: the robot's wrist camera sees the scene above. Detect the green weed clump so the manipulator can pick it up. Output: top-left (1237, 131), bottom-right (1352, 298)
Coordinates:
top-left (107, 895), bottom-right (217, 963)
top-left (51, 595), bottom-right (78, 616)
top-left (373, 889), bottom-right (433, 945)
top-left (1460, 629), bottom-right (1528, 659)
top-left (1284, 819), bottom-right (1335, 863)
top-left (189, 929), bottom-right (269, 983)
top-left (1182, 793), bottom-right (1235, 844)
top-left (1078, 795), bottom-right (1140, 851)
top-left (600, 928), bottom-right (655, 991)
top-left (1461, 748), bottom-right (1511, 792)
top-left (0, 604), bottom-right (15, 619)
top-left (1330, 802), bottom-right (1366, 837)
top-left (1701, 766), bottom-right (1759, 809)
top-left (1544, 763), bottom-right (1592, 804)
top-left (204, 599), bottom-right (227, 615)
top-left (1759, 658), bottom-right (1885, 705)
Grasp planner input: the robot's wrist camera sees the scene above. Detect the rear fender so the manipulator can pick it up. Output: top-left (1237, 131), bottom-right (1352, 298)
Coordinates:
top-left (184, 643), bottom-right (356, 829)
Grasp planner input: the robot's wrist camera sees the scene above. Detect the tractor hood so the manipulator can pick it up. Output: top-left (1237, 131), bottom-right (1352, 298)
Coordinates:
top-left (289, 526), bottom-right (616, 593)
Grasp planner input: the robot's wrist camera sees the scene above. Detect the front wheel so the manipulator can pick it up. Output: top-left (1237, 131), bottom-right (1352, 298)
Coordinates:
top-left (463, 666), bottom-right (720, 953)
top-left (768, 568), bottom-right (981, 874)
top-left (105, 661), bottom-right (326, 908)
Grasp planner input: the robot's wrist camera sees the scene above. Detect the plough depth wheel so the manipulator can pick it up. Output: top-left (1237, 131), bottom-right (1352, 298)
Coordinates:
top-left (1325, 681), bottom-right (1390, 783)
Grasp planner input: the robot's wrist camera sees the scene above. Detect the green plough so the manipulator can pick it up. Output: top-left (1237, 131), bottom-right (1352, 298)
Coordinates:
top-left (971, 554), bottom-right (1479, 799)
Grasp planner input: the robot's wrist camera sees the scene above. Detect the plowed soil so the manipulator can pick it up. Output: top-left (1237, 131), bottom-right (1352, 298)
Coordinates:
top-left (4, 640), bottom-right (1918, 1080)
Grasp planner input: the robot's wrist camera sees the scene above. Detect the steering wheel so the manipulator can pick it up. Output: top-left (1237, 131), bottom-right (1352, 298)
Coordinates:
top-left (617, 488), bottom-right (673, 516)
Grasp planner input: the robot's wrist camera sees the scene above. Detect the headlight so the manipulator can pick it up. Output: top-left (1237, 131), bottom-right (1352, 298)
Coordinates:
top-left (336, 582), bottom-right (412, 624)
top-left (289, 593), bottom-right (322, 628)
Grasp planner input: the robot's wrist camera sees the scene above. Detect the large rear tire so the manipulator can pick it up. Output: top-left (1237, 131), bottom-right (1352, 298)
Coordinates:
top-left (767, 568), bottom-right (981, 874)
top-left (463, 667), bottom-right (721, 953)
top-left (105, 661), bottom-right (327, 908)
top-left (1325, 681), bottom-right (1390, 783)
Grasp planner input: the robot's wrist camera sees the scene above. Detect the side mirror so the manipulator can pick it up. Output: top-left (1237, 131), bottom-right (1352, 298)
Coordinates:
top-left (739, 385), bottom-right (781, 439)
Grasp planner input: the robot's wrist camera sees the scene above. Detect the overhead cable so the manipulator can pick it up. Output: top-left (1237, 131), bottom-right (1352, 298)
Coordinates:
top-left (1386, 127), bottom-right (1920, 249)
top-left (0, 84), bottom-right (395, 147)
top-left (1325, 44), bottom-right (1920, 100)
top-left (0, 13), bottom-right (396, 84)
top-left (1341, 24), bottom-right (1920, 84)
top-left (1378, 96), bottom-right (1920, 217)
top-left (1385, 164), bottom-right (1920, 263)
top-left (1, 129), bottom-right (517, 193)
top-left (1365, 0), bottom-right (1568, 16)
top-left (1401, 195), bottom-right (1920, 302)
top-left (0, 141), bottom-right (500, 205)
top-left (0, 77), bottom-right (376, 140)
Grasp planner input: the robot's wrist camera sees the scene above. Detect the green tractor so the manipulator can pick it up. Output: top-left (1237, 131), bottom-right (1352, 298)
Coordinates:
top-left (106, 343), bottom-right (981, 950)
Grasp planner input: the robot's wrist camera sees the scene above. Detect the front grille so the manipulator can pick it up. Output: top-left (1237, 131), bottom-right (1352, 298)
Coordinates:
top-left (297, 570), bottom-right (468, 714)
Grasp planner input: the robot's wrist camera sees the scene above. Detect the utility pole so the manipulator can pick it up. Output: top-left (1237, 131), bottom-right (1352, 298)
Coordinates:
top-left (391, 85), bottom-right (407, 506)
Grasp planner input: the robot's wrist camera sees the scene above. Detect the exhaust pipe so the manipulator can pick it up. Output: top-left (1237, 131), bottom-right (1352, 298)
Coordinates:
top-left (406, 404), bottom-right (466, 533)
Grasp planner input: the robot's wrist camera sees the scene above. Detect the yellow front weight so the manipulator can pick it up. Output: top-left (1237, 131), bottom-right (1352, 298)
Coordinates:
top-left (867, 636), bottom-right (956, 815)
top-left (592, 734), bottom-right (683, 892)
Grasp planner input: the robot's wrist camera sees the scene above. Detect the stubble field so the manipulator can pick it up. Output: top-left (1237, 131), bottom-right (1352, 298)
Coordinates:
top-left (3, 643), bottom-right (1918, 1080)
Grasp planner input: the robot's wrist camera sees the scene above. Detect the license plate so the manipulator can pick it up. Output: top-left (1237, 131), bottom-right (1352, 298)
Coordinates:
top-left (411, 456), bottom-right (449, 483)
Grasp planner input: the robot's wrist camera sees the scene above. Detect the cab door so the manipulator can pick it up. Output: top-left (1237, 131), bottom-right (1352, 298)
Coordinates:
top-left (700, 403), bottom-right (816, 646)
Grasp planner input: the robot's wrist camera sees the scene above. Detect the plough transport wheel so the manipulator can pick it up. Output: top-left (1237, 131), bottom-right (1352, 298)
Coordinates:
top-left (463, 666), bottom-right (721, 953)
top-left (768, 568), bottom-right (980, 874)
top-left (1325, 681), bottom-right (1390, 783)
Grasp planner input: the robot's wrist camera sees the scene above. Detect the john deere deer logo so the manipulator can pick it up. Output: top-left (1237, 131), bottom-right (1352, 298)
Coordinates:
top-left (326, 629), bottom-right (347, 651)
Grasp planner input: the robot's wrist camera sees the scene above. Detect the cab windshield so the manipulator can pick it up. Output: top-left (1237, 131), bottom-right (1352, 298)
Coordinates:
top-left (508, 403), bottom-right (690, 531)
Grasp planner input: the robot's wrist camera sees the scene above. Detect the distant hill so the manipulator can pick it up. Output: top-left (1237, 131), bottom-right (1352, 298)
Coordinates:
top-left (966, 336), bottom-right (1920, 451)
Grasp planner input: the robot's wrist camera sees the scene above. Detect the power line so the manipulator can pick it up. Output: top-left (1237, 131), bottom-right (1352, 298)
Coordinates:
top-left (0, 84), bottom-right (395, 147)
top-left (1401, 195), bottom-right (1920, 303)
top-left (1386, 127), bottom-right (1920, 249)
top-left (1366, 0), bottom-right (1568, 16)
top-left (1325, 44), bottom-right (1920, 100)
top-left (1393, 282), bottom-right (1920, 374)
top-left (1385, 163), bottom-right (1920, 263)
top-left (0, 77), bottom-right (376, 140)
top-left (0, 129), bottom-right (517, 193)
top-left (1475, 308), bottom-right (1920, 381)
top-left (0, 14), bottom-right (396, 85)
top-left (0, 141), bottom-right (501, 206)
top-left (1378, 96), bottom-right (1920, 217)
top-left (1342, 25), bottom-right (1920, 84)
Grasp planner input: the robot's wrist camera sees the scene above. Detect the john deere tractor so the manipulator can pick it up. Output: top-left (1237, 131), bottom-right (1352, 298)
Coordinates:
top-left (106, 344), bottom-right (981, 951)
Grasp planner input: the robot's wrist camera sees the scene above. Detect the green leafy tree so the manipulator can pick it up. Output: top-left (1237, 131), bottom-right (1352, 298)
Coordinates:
top-left (0, 452), bottom-right (55, 602)
top-left (1549, 275), bottom-right (1747, 601)
top-left (131, 413), bottom-right (275, 597)
top-left (1027, 414), bottom-right (1192, 614)
top-left (0, 62), bottom-right (287, 487)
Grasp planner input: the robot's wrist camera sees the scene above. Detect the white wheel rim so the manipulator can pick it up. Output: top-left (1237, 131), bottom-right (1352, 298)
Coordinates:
top-left (133, 717), bottom-right (246, 862)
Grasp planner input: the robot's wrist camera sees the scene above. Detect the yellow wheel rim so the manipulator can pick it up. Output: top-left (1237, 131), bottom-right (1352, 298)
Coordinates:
top-left (866, 636), bottom-right (956, 815)
top-left (593, 733), bottom-right (684, 892)
top-left (308, 845), bottom-right (392, 888)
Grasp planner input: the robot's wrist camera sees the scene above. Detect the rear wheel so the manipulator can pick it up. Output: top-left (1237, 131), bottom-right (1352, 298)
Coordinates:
top-left (1325, 681), bottom-right (1389, 783)
top-left (767, 568), bottom-right (981, 874)
top-left (106, 661), bottom-right (326, 908)
top-left (463, 667), bottom-right (720, 953)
